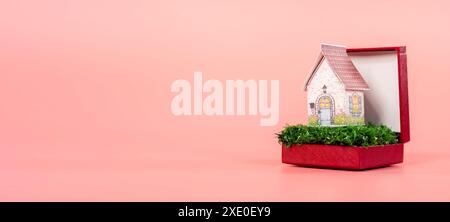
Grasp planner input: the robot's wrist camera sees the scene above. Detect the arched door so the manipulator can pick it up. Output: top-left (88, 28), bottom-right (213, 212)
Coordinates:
top-left (318, 96), bottom-right (333, 126)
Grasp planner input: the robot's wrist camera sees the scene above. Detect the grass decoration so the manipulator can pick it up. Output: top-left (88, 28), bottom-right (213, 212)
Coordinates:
top-left (277, 124), bottom-right (399, 148)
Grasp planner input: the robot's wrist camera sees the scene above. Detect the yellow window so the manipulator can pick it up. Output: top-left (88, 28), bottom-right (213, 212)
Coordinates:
top-left (350, 94), bottom-right (361, 116)
top-left (319, 97), bottom-right (331, 108)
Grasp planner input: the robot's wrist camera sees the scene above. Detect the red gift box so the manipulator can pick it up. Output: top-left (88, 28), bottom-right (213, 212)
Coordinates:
top-left (282, 46), bottom-right (409, 170)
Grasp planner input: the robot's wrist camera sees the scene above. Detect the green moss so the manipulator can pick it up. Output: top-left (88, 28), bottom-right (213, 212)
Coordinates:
top-left (276, 124), bottom-right (399, 148)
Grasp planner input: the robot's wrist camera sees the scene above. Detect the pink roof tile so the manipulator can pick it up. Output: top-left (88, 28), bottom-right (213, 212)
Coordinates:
top-left (304, 44), bottom-right (370, 91)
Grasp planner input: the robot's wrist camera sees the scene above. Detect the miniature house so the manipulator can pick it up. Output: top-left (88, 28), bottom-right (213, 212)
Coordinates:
top-left (282, 45), bottom-right (409, 170)
top-left (304, 44), bottom-right (370, 126)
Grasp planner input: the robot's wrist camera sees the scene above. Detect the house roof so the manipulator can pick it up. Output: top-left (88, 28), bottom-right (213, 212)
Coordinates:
top-left (304, 44), bottom-right (370, 91)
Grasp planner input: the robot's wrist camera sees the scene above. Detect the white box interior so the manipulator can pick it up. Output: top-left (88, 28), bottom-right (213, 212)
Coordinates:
top-left (348, 51), bottom-right (401, 132)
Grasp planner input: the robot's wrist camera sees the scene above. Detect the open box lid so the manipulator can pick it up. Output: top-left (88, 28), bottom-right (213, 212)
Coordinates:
top-left (347, 47), bottom-right (410, 143)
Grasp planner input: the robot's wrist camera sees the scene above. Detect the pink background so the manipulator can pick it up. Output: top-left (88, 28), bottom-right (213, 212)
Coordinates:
top-left (1, 0), bottom-right (450, 201)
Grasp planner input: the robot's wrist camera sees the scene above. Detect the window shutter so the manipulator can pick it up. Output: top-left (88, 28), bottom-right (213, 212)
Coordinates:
top-left (349, 96), bottom-right (352, 114)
